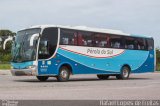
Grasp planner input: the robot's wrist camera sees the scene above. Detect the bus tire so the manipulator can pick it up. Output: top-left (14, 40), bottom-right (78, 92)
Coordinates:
top-left (57, 66), bottom-right (70, 82)
top-left (97, 75), bottom-right (110, 80)
top-left (36, 76), bottom-right (49, 82)
top-left (116, 66), bottom-right (130, 80)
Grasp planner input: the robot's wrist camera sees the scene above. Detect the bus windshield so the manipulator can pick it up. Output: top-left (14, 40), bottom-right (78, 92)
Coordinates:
top-left (12, 28), bottom-right (41, 62)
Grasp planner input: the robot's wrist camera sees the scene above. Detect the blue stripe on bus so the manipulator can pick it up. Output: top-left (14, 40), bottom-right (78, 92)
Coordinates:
top-left (11, 49), bottom-right (154, 75)
top-left (11, 61), bottom-right (33, 69)
top-left (37, 48), bottom-right (154, 75)
top-left (57, 48), bottom-right (150, 71)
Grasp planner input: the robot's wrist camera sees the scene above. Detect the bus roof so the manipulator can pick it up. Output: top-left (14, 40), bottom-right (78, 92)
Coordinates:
top-left (27, 25), bottom-right (152, 38)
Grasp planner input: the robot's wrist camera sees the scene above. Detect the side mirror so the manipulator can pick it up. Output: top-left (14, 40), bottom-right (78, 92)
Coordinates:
top-left (30, 33), bottom-right (39, 46)
top-left (3, 36), bottom-right (13, 50)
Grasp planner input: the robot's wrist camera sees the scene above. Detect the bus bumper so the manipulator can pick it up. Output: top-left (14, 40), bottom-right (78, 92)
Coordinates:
top-left (11, 68), bottom-right (37, 76)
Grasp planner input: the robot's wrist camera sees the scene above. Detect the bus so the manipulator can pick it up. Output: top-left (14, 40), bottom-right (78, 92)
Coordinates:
top-left (7, 25), bottom-right (154, 82)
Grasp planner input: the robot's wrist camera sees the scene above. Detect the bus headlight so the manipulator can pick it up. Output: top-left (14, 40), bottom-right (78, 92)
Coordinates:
top-left (27, 65), bottom-right (37, 69)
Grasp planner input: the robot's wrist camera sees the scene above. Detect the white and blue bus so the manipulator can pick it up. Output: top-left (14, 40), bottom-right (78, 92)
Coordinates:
top-left (9, 25), bottom-right (154, 81)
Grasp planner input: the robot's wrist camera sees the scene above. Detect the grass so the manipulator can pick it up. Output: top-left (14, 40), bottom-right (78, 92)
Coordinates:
top-left (0, 64), bottom-right (11, 70)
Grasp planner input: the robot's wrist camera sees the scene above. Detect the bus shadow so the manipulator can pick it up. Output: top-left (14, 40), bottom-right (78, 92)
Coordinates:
top-left (126, 77), bottom-right (151, 80)
top-left (69, 77), bottom-right (150, 82)
top-left (13, 77), bottom-right (151, 83)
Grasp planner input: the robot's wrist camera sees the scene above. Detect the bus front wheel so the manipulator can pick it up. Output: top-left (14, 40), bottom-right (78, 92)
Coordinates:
top-left (97, 75), bottom-right (110, 80)
top-left (57, 66), bottom-right (70, 82)
top-left (36, 76), bottom-right (49, 82)
top-left (116, 66), bottom-right (130, 80)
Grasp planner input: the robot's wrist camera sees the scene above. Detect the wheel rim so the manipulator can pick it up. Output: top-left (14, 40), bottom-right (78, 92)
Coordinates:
top-left (123, 69), bottom-right (129, 78)
top-left (60, 69), bottom-right (68, 79)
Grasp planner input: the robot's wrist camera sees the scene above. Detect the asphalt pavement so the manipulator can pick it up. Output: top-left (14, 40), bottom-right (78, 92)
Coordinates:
top-left (0, 70), bottom-right (160, 100)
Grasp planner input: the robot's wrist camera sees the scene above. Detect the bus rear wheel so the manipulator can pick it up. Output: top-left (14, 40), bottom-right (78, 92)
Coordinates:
top-left (116, 66), bottom-right (130, 80)
top-left (36, 76), bottom-right (49, 82)
top-left (57, 66), bottom-right (70, 82)
top-left (97, 75), bottom-right (110, 80)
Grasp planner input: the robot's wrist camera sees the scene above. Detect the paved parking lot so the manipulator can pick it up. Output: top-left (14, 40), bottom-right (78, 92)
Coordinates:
top-left (0, 70), bottom-right (160, 100)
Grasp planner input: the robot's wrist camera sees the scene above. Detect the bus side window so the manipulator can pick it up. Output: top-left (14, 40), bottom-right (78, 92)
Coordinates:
top-left (110, 36), bottom-right (123, 49)
top-left (73, 32), bottom-right (77, 45)
top-left (136, 38), bottom-right (146, 50)
top-left (146, 38), bottom-right (154, 50)
top-left (94, 33), bottom-right (108, 48)
top-left (77, 31), bottom-right (94, 47)
top-left (124, 37), bottom-right (135, 50)
top-left (39, 28), bottom-right (58, 59)
top-left (77, 32), bottom-right (84, 46)
top-left (60, 29), bottom-right (77, 45)
top-left (62, 38), bottom-right (69, 45)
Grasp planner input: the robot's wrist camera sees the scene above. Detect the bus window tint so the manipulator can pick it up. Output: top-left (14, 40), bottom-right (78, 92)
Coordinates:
top-left (136, 38), bottom-right (146, 50)
top-left (59, 29), bottom-right (154, 51)
top-left (110, 36), bottom-right (123, 49)
top-left (125, 37), bottom-right (136, 50)
top-left (94, 34), bottom-right (109, 48)
top-left (146, 38), bottom-right (154, 50)
top-left (39, 28), bottom-right (58, 59)
top-left (77, 31), bottom-right (94, 47)
top-left (60, 29), bottom-right (77, 45)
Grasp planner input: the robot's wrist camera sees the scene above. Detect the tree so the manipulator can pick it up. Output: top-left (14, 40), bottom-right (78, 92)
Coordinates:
top-left (0, 30), bottom-right (16, 63)
top-left (156, 48), bottom-right (160, 71)
top-left (0, 30), bottom-right (16, 37)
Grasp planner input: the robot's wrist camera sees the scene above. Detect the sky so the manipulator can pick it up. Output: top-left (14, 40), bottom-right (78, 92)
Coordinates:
top-left (0, 0), bottom-right (160, 47)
